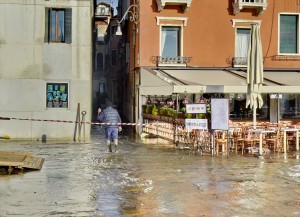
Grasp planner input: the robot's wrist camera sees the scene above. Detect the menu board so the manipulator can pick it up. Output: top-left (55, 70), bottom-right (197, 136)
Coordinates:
top-left (185, 119), bottom-right (208, 130)
top-left (186, 103), bottom-right (207, 114)
top-left (211, 98), bottom-right (229, 130)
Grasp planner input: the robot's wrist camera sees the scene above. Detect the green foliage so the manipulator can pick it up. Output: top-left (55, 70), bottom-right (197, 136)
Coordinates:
top-left (145, 105), bottom-right (153, 114)
top-left (159, 107), bottom-right (167, 116)
top-left (181, 107), bottom-right (186, 114)
top-left (187, 113), bottom-right (193, 118)
top-left (142, 105), bottom-right (147, 113)
top-left (152, 105), bottom-right (158, 116)
top-left (166, 108), bottom-right (175, 117)
top-left (197, 113), bottom-right (206, 119)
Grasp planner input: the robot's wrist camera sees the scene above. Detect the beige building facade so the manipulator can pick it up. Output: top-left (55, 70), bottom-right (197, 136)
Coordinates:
top-left (0, 0), bottom-right (93, 140)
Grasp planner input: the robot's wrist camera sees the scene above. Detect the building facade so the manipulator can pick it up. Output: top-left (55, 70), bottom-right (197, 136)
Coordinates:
top-left (117, 0), bottom-right (300, 133)
top-left (0, 0), bottom-right (93, 140)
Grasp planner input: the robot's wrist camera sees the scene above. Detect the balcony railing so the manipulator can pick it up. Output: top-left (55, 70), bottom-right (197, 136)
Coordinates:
top-left (232, 56), bottom-right (265, 67)
top-left (152, 56), bottom-right (192, 66)
top-left (156, 0), bottom-right (193, 12)
top-left (95, 6), bottom-right (111, 17)
top-left (232, 57), bottom-right (247, 67)
top-left (233, 0), bottom-right (268, 15)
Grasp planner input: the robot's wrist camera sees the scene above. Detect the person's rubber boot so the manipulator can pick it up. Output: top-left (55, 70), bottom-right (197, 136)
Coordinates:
top-left (113, 139), bottom-right (118, 152)
top-left (106, 140), bottom-right (112, 152)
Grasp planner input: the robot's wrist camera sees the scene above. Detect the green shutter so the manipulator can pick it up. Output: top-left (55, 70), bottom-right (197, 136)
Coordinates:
top-left (65, 8), bottom-right (72, 44)
top-left (280, 15), bottom-right (298, 54)
top-left (44, 8), bottom-right (50, 43)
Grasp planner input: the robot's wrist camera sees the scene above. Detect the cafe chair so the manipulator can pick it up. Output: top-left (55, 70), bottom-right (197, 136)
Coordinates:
top-left (215, 130), bottom-right (227, 155)
top-left (265, 127), bottom-right (282, 153)
top-left (232, 127), bottom-right (244, 153)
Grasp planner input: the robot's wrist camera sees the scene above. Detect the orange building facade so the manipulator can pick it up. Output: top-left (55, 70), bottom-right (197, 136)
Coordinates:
top-left (121, 0), bottom-right (300, 129)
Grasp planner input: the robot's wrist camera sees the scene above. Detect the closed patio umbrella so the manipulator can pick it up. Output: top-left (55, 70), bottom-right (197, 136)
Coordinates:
top-left (246, 24), bottom-right (264, 126)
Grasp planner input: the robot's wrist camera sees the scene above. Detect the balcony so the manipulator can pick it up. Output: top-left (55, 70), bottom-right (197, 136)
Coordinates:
top-left (232, 57), bottom-right (247, 67)
top-left (152, 56), bottom-right (192, 67)
top-left (156, 0), bottom-right (192, 12)
top-left (233, 0), bottom-right (268, 15)
top-left (95, 5), bottom-right (111, 18)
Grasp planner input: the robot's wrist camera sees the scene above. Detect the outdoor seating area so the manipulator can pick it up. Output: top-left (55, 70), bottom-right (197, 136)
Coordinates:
top-left (142, 118), bottom-right (300, 156)
top-left (229, 121), bottom-right (300, 154)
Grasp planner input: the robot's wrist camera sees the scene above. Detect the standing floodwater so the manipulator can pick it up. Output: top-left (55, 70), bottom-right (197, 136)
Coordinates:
top-left (0, 132), bottom-right (299, 217)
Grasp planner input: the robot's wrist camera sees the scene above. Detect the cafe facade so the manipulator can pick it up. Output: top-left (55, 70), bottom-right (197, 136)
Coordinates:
top-left (138, 67), bottom-right (300, 128)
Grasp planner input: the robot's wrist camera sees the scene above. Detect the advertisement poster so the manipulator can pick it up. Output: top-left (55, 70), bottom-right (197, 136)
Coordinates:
top-left (46, 83), bottom-right (68, 108)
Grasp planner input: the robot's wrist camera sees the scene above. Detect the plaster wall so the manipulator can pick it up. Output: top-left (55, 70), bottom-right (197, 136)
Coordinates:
top-left (137, 0), bottom-right (300, 69)
top-left (0, 0), bottom-right (92, 140)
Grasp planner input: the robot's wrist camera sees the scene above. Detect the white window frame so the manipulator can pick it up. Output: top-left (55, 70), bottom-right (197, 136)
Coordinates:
top-left (159, 25), bottom-right (183, 57)
top-left (278, 13), bottom-right (300, 56)
top-left (234, 27), bottom-right (251, 67)
top-left (232, 19), bottom-right (261, 67)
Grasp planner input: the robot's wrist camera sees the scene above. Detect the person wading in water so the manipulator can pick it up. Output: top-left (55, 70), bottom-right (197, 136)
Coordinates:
top-left (97, 101), bottom-right (122, 152)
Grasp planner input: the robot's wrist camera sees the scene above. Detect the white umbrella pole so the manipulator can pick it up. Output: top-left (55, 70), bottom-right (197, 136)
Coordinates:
top-left (253, 103), bottom-right (257, 127)
top-left (253, 103), bottom-right (262, 155)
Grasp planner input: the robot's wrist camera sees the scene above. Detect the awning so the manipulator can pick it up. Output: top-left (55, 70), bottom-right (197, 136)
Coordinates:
top-left (139, 67), bottom-right (300, 95)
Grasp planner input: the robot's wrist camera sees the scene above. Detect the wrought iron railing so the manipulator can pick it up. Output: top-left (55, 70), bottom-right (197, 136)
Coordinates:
top-left (232, 57), bottom-right (248, 66)
top-left (152, 56), bottom-right (192, 65)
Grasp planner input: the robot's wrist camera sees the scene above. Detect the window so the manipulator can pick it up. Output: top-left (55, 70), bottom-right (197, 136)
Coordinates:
top-left (280, 14), bottom-right (299, 54)
top-left (112, 50), bottom-right (117, 65)
top-left (99, 83), bottom-right (105, 94)
top-left (97, 53), bottom-right (104, 69)
top-left (234, 28), bottom-right (251, 66)
top-left (46, 83), bottom-right (69, 108)
top-left (161, 26), bottom-right (181, 57)
top-left (45, 8), bottom-right (72, 43)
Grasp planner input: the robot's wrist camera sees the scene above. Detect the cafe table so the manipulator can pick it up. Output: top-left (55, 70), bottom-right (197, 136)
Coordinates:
top-left (281, 128), bottom-right (300, 153)
top-left (250, 129), bottom-right (276, 155)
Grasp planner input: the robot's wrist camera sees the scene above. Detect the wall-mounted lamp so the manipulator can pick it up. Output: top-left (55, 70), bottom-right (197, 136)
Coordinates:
top-left (115, 24), bottom-right (123, 36)
top-left (115, 4), bottom-right (139, 36)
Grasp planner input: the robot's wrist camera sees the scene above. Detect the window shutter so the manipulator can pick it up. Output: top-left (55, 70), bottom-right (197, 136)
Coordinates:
top-left (44, 8), bottom-right (50, 43)
top-left (280, 15), bottom-right (298, 54)
top-left (65, 8), bottom-right (72, 44)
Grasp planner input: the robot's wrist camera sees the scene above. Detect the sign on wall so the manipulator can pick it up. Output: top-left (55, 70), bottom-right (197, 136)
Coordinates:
top-left (46, 83), bottom-right (69, 108)
top-left (211, 98), bottom-right (229, 130)
top-left (185, 119), bottom-right (208, 130)
top-left (186, 103), bottom-right (207, 114)
top-left (270, 94), bottom-right (282, 99)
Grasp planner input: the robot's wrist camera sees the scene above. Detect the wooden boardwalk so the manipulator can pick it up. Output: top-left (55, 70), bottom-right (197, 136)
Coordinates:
top-left (0, 151), bottom-right (44, 174)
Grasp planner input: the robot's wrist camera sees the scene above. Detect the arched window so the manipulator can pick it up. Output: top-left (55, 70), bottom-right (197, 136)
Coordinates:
top-left (97, 53), bottom-right (104, 69)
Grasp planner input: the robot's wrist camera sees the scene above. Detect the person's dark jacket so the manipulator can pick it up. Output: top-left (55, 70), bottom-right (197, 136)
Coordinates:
top-left (97, 106), bottom-right (121, 128)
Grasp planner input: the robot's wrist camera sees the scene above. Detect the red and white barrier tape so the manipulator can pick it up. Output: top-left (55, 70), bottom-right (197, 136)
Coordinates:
top-left (0, 116), bottom-right (172, 127)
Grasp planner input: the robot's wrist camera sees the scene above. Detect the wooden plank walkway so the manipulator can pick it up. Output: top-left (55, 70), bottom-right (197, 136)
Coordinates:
top-left (0, 151), bottom-right (44, 174)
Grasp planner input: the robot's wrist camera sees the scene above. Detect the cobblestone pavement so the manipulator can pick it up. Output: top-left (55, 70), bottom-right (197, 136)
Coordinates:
top-left (0, 129), bottom-right (299, 217)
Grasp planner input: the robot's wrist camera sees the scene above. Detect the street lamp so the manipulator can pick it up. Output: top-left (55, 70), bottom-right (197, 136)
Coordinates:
top-left (115, 4), bottom-right (139, 36)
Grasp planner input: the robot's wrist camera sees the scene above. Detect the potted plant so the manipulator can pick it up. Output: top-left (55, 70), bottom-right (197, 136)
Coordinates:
top-left (151, 105), bottom-right (159, 119)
